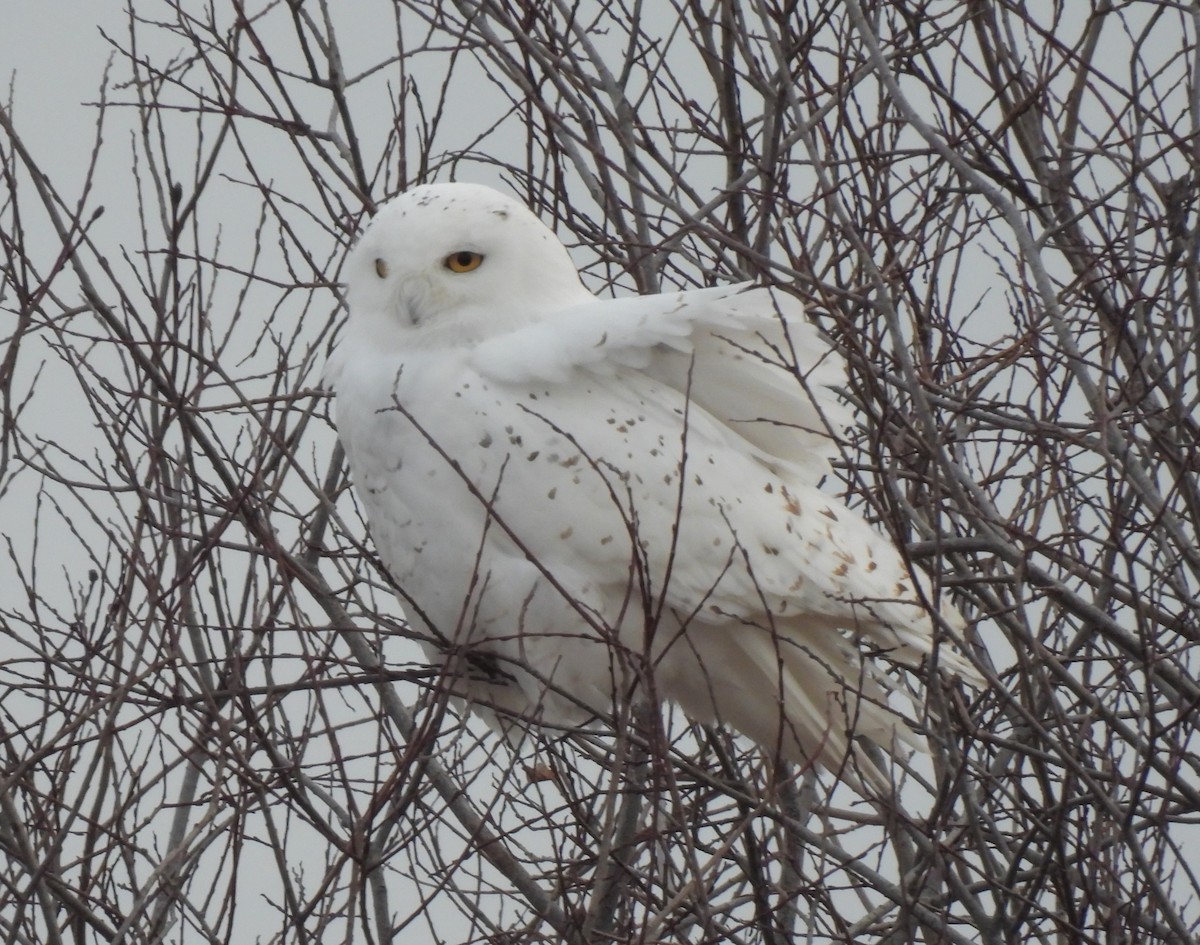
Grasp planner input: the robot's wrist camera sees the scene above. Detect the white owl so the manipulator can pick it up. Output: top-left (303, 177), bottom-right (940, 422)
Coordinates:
top-left (329, 182), bottom-right (978, 783)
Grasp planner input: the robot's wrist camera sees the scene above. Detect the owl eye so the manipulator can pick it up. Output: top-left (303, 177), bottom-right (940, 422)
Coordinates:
top-left (374, 258), bottom-right (389, 278)
top-left (444, 251), bottom-right (484, 273)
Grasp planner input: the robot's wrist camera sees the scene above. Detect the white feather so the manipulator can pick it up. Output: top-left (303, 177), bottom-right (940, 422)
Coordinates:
top-left (332, 182), bottom-right (980, 785)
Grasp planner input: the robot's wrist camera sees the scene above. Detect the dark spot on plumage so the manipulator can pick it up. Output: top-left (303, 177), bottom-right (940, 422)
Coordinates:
top-left (527, 451), bottom-right (540, 461)
top-left (834, 563), bottom-right (849, 577)
top-left (764, 483), bottom-right (774, 493)
top-left (560, 526), bottom-right (573, 540)
top-left (463, 649), bottom-right (517, 685)
top-left (479, 433), bottom-right (493, 448)
top-left (560, 455), bottom-right (580, 468)
top-left (547, 487), bottom-right (557, 499)
top-left (820, 506), bottom-right (838, 521)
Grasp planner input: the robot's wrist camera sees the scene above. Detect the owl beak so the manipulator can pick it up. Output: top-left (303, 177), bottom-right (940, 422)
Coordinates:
top-left (397, 278), bottom-right (431, 327)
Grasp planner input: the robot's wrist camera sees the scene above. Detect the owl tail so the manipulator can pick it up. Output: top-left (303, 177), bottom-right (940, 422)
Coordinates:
top-left (657, 620), bottom-right (928, 793)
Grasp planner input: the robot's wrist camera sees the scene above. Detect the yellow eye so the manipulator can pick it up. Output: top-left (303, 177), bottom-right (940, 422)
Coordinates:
top-left (444, 250), bottom-right (484, 273)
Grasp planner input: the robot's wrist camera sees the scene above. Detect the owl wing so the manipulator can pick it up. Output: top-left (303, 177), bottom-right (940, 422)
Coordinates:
top-left (468, 331), bottom-right (979, 775)
top-left (471, 284), bottom-right (975, 679)
top-left (473, 284), bottom-right (852, 483)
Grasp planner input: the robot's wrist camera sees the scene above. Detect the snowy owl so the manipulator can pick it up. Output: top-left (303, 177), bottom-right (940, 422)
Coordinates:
top-left (329, 182), bottom-right (978, 783)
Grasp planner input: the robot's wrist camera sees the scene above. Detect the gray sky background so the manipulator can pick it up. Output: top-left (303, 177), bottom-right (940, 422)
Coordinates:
top-left (4, 5), bottom-right (127, 191)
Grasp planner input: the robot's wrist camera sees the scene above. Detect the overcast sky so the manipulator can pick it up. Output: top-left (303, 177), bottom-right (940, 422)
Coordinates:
top-left (4, 6), bottom-right (128, 183)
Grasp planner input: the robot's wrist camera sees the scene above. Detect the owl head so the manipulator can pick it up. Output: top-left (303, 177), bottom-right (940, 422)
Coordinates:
top-left (345, 183), bottom-right (593, 349)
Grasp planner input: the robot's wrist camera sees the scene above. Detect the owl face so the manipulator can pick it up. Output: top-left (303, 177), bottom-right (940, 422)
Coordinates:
top-left (345, 183), bottom-right (591, 345)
